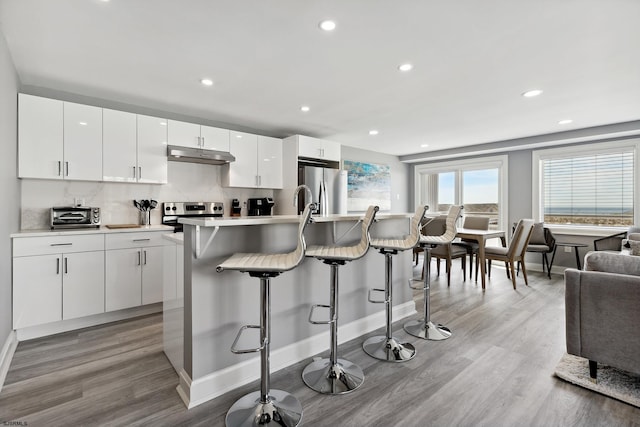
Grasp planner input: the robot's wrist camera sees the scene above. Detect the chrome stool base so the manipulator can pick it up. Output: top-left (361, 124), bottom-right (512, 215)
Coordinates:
top-left (362, 335), bottom-right (416, 362)
top-left (403, 319), bottom-right (452, 341)
top-left (302, 358), bottom-right (364, 394)
top-left (225, 389), bottom-right (303, 427)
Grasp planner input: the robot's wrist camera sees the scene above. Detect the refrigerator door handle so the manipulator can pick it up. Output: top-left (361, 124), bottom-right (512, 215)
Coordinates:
top-left (319, 180), bottom-right (328, 215)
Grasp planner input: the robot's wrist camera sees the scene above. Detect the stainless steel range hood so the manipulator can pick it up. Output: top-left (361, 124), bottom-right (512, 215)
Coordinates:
top-left (167, 145), bottom-right (235, 165)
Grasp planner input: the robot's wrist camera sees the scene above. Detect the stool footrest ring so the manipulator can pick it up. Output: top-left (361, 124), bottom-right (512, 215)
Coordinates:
top-left (230, 324), bottom-right (266, 354)
top-left (309, 304), bottom-right (334, 325)
top-left (367, 288), bottom-right (388, 304)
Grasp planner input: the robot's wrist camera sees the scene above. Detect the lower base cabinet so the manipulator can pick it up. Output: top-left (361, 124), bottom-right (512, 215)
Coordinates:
top-left (12, 250), bottom-right (105, 329)
top-left (105, 243), bottom-right (170, 311)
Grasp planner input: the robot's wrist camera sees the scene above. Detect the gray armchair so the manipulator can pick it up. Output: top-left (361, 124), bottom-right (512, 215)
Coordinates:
top-left (565, 251), bottom-right (640, 380)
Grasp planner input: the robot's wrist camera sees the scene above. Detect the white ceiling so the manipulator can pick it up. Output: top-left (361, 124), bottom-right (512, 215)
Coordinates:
top-left (1, 0), bottom-right (639, 156)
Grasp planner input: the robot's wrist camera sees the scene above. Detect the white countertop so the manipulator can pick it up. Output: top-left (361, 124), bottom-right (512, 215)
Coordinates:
top-left (179, 212), bottom-right (412, 227)
top-left (11, 224), bottom-right (174, 238)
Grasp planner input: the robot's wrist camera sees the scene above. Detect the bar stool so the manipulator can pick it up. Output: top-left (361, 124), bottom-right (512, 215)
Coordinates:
top-left (302, 205), bottom-right (379, 394)
top-left (216, 203), bottom-right (314, 427)
top-left (362, 204), bottom-right (428, 362)
top-left (404, 205), bottom-right (462, 341)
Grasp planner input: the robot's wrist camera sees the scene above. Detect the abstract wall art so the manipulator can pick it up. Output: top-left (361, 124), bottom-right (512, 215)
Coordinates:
top-left (343, 160), bottom-right (391, 212)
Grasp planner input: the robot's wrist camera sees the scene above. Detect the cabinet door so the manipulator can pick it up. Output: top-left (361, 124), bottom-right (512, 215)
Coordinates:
top-left (142, 246), bottom-right (164, 305)
top-left (167, 120), bottom-right (200, 148)
top-left (13, 254), bottom-right (62, 329)
top-left (18, 94), bottom-right (64, 179)
top-left (63, 102), bottom-right (103, 181)
top-left (105, 248), bottom-right (142, 311)
top-left (137, 115), bottom-right (168, 184)
top-left (321, 139), bottom-right (341, 162)
top-left (225, 131), bottom-right (258, 188)
top-left (297, 135), bottom-right (325, 160)
top-left (200, 125), bottom-right (230, 152)
top-left (257, 136), bottom-right (283, 189)
top-left (63, 251), bottom-right (105, 320)
top-left (103, 109), bottom-right (137, 182)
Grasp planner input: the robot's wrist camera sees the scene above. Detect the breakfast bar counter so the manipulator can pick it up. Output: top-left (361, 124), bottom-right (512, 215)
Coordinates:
top-left (170, 213), bottom-right (417, 408)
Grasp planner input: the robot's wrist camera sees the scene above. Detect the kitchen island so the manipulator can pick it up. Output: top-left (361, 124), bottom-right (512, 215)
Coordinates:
top-left (169, 213), bottom-right (417, 408)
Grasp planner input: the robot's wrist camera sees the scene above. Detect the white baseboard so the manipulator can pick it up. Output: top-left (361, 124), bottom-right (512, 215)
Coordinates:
top-left (177, 301), bottom-right (417, 409)
top-left (0, 331), bottom-right (18, 393)
top-left (16, 303), bottom-right (162, 341)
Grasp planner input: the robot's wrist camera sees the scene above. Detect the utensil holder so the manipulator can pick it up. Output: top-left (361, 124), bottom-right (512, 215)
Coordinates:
top-left (140, 211), bottom-right (151, 226)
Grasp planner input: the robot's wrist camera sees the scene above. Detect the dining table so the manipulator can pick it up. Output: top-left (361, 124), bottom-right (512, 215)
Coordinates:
top-left (455, 227), bottom-right (507, 290)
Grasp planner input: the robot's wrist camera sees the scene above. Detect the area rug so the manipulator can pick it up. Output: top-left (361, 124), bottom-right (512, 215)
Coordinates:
top-left (554, 353), bottom-right (640, 408)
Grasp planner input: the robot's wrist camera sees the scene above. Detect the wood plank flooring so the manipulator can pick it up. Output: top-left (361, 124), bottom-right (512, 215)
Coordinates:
top-left (2, 259), bottom-right (639, 426)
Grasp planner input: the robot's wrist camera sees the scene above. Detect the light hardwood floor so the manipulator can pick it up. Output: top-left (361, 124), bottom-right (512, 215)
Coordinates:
top-left (2, 259), bottom-right (639, 426)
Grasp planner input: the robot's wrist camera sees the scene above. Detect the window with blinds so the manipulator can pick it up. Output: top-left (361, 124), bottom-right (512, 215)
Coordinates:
top-left (542, 150), bottom-right (634, 227)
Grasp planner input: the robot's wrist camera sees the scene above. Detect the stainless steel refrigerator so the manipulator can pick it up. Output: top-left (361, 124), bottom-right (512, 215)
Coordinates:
top-left (297, 161), bottom-right (348, 215)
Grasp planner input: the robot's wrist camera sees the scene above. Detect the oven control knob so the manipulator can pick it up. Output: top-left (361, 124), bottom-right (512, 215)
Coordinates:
top-left (172, 206), bottom-right (177, 211)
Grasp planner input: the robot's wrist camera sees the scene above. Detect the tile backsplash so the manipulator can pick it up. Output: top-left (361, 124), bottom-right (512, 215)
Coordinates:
top-left (20, 162), bottom-right (273, 230)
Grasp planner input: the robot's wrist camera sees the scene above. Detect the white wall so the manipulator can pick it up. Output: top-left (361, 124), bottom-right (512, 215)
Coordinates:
top-left (0, 29), bottom-right (20, 349)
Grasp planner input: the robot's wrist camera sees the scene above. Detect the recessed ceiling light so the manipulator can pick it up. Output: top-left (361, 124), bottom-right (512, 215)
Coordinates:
top-left (159, 122), bottom-right (167, 126)
top-left (420, 144), bottom-right (429, 148)
top-left (522, 89), bottom-right (543, 98)
top-left (369, 130), bottom-right (379, 136)
top-left (319, 20), bottom-right (336, 31)
top-left (300, 105), bottom-right (310, 112)
top-left (398, 63), bottom-right (413, 72)
top-left (200, 78), bottom-right (214, 86)
top-left (79, 122), bottom-right (87, 126)
top-left (558, 119), bottom-right (573, 125)
top-left (236, 134), bottom-right (242, 138)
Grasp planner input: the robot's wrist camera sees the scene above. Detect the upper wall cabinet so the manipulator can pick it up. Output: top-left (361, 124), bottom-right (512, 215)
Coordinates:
top-left (294, 135), bottom-right (341, 162)
top-left (223, 131), bottom-right (283, 189)
top-left (167, 119), bottom-right (230, 152)
top-left (19, 94), bottom-right (102, 181)
top-left (102, 110), bottom-right (168, 184)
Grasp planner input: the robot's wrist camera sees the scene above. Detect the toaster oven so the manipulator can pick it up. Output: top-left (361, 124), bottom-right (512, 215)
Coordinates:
top-left (51, 206), bottom-right (101, 229)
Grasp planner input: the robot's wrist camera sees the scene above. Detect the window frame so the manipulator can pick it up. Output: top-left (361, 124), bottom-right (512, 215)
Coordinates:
top-left (532, 139), bottom-right (640, 236)
top-left (414, 155), bottom-right (508, 231)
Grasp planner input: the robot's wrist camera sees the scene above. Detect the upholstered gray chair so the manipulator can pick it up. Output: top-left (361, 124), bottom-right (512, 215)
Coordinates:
top-left (524, 222), bottom-right (556, 279)
top-left (485, 219), bottom-right (535, 289)
top-left (453, 216), bottom-right (490, 280)
top-left (565, 251), bottom-right (640, 380)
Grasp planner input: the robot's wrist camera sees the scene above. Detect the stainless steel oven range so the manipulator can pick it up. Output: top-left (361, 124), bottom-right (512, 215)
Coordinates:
top-left (161, 202), bottom-right (224, 232)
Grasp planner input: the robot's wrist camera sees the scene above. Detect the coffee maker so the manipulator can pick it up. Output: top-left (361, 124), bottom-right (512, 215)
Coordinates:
top-left (247, 197), bottom-right (274, 216)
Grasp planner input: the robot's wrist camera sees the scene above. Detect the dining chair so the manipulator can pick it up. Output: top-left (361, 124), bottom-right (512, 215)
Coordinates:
top-left (430, 242), bottom-right (467, 286)
top-left (453, 216), bottom-right (490, 281)
top-left (485, 218), bottom-right (535, 289)
top-left (523, 222), bottom-right (556, 278)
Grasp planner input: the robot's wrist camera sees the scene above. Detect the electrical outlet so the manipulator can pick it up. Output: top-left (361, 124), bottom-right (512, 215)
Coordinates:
top-left (564, 246), bottom-right (572, 253)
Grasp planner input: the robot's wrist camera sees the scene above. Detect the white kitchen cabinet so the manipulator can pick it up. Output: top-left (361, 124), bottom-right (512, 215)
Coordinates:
top-left (13, 255), bottom-right (62, 329)
top-left (62, 251), bottom-right (105, 320)
top-left (63, 101), bottom-right (103, 181)
top-left (103, 108), bottom-right (138, 182)
top-left (137, 115), bottom-right (168, 184)
top-left (12, 234), bottom-right (105, 329)
top-left (18, 94), bottom-right (64, 179)
top-left (258, 136), bottom-right (283, 189)
top-left (18, 94), bottom-right (103, 181)
top-left (103, 111), bottom-right (167, 184)
top-left (294, 135), bottom-right (341, 162)
top-left (105, 232), bottom-right (173, 311)
top-left (223, 131), bottom-right (283, 188)
top-left (168, 119), bottom-right (230, 151)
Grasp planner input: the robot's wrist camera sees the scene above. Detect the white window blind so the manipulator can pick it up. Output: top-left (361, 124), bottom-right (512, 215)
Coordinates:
top-left (542, 150), bottom-right (634, 227)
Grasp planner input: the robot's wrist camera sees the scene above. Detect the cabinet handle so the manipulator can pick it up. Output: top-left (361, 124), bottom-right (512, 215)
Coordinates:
top-left (137, 250), bottom-right (141, 266)
top-left (133, 238), bottom-right (151, 242)
top-left (138, 167), bottom-right (142, 179)
top-left (50, 243), bottom-right (73, 246)
top-left (65, 161), bottom-right (69, 176)
top-left (201, 136), bottom-right (205, 147)
top-left (197, 136), bottom-right (201, 147)
top-left (258, 175), bottom-right (262, 186)
top-left (64, 257), bottom-right (68, 274)
top-left (56, 257), bottom-right (60, 275)
top-left (57, 161), bottom-right (62, 176)
top-left (133, 166), bottom-right (137, 179)
top-left (143, 250), bottom-right (147, 265)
